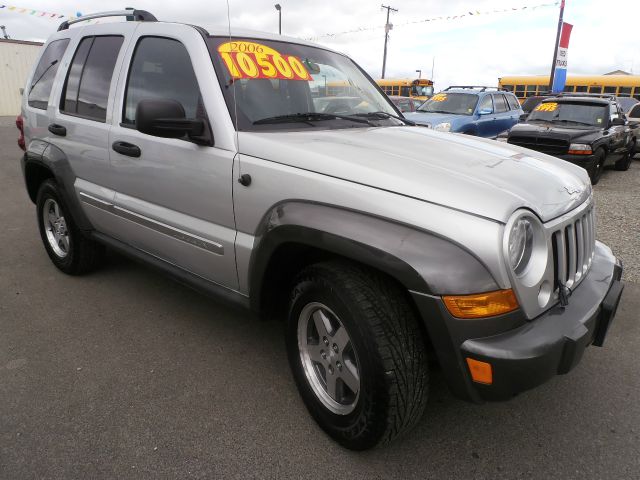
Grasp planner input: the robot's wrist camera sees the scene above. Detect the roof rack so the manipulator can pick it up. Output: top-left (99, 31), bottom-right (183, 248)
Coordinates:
top-left (554, 92), bottom-right (616, 100)
top-left (444, 86), bottom-right (507, 92)
top-left (58, 8), bottom-right (157, 31)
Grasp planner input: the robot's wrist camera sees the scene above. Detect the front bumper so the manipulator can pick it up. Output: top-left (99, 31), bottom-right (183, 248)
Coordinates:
top-left (411, 242), bottom-right (623, 403)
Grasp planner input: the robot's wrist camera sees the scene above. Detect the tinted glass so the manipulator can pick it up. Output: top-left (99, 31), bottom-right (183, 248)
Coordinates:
top-left (629, 105), bottom-right (640, 118)
top-left (28, 39), bottom-right (70, 109)
top-left (493, 94), bottom-right (508, 113)
top-left (417, 93), bottom-right (479, 115)
top-left (603, 86), bottom-right (617, 94)
top-left (563, 85), bottom-right (574, 92)
top-left (514, 85), bottom-right (525, 96)
top-left (588, 86), bottom-right (603, 94)
top-left (76, 36), bottom-right (124, 121)
top-left (521, 96), bottom-right (544, 114)
top-left (618, 87), bottom-right (632, 96)
top-left (575, 86), bottom-right (588, 92)
top-left (400, 86), bottom-right (410, 97)
top-left (61, 37), bottom-right (93, 114)
top-left (528, 101), bottom-right (607, 127)
top-left (507, 94), bottom-right (521, 110)
top-left (502, 84), bottom-right (514, 92)
top-left (124, 37), bottom-right (204, 125)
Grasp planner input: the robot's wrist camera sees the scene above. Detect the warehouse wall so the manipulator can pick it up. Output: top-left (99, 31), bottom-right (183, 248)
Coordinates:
top-left (0, 40), bottom-right (42, 116)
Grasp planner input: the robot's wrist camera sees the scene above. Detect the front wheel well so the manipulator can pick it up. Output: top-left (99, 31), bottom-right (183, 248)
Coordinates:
top-left (256, 242), bottom-right (434, 357)
top-left (24, 162), bottom-right (54, 203)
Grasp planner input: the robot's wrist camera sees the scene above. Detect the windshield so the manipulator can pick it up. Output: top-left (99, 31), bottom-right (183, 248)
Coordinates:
top-left (413, 85), bottom-right (434, 97)
top-left (207, 37), bottom-right (400, 131)
top-left (528, 101), bottom-right (607, 127)
top-left (417, 92), bottom-right (478, 115)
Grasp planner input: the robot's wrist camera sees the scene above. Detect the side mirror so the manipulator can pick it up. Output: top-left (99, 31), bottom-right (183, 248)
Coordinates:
top-left (519, 113), bottom-right (529, 122)
top-left (478, 108), bottom-right (493, 115)
top-left (136, 99), bottom-right (207, 142)
top-left (610, 117), bottom-right (626, 127)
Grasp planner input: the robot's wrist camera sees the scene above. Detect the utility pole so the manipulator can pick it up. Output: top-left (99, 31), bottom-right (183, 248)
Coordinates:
top-left (547, 0), bottom-right (566, 92)
top-left (381, 4), bottom-right (397, 79)
top-left (0, 25), bottom-right (10, 40)
top-left (275, 4), bottom-right (282, 35)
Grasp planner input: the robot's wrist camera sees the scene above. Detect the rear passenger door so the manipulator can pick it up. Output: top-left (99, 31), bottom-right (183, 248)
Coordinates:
top-left (51, 25), bottom-right (133, 236)
top-left (107, 25), bottom-right (238, 290)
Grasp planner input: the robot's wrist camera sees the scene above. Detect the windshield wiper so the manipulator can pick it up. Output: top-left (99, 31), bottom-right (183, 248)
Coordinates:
top-left (552, 119), bottom-right (594, 127)
top-left (355, 111), bottom-right (415, 126)
top-left (253, 112), bottom-right (374, 126)
top-left (417, 109), bottom-right (451, 114)
top-left (29, 60), bottom-right (58, 94)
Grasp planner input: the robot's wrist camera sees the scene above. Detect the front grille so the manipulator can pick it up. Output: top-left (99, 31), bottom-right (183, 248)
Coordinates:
top-left (508, 136), bottom-right (569, 155)
top-left (551, 205), bottom-right (595, 291)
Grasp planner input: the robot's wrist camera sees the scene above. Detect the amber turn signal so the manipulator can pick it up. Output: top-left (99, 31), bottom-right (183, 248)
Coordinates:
top-left (442, 289), bottom-right (519, 319)
top-left (466, 358), bottom-right (493, 385)
top-left (567, 149), bottom-right (593, 155)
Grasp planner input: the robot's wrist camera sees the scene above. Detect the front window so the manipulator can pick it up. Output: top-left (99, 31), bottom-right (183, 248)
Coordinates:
top-left (416, 92), bottom-right (478, 115)
top-left (413, 85), bottom-right (434, 97)
top-left (208, 37), bottom-right (400, 131)
top-left (528, 101), bottom-right (607, 127)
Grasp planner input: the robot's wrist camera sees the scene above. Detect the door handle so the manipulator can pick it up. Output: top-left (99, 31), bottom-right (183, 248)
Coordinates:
top-left (112, 141), bottom-right (141, 158)
top-left (48, 124), bottom-right (66, 136)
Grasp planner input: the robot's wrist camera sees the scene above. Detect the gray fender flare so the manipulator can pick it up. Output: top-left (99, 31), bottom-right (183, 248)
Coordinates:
top-left (247, 201), bottom-right (499, 312)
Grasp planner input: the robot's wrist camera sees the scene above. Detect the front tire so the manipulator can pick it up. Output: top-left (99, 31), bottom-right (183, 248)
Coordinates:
top-left (586, 148), bottom-right (605, 185)
top-left (36, 179), bottom-right (104, 275)
top-left (286, 261), bottom-right (428, 450)
top-left (614, 149), bottom-right (633, 171)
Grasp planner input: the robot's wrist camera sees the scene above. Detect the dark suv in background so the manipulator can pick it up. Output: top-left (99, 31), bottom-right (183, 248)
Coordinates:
top-left (501, 94), bottom-right (635, 184)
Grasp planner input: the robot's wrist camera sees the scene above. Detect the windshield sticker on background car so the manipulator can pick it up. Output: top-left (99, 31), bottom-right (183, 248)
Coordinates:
top-left (218, 41), bottom-right (312, 81)
top-left (431, 93), bottom-right (447, 102)
top-left (535, 102), bottom-right (558, 112)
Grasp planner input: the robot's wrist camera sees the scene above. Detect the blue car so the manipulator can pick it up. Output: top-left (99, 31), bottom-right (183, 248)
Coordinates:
top-left (404, 86), bottom-right (524, 138)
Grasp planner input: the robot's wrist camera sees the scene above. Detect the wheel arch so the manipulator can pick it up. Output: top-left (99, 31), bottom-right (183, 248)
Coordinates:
top-left (247, 201), bottom-right (500, 316)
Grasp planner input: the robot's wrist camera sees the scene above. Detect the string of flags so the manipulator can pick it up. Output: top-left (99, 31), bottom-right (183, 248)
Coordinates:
top-left (0, 4), bottom-right (82, 20)
top-left (305, 1), bottom-right (560, 41)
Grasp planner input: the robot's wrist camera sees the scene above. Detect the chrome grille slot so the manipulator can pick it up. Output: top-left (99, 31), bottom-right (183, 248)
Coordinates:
top-left (550, 205), bottom-right (595, 292)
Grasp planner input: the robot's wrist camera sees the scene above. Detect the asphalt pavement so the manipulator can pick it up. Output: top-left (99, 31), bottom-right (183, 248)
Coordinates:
top-left (1, 118), bottom-right (639, 479)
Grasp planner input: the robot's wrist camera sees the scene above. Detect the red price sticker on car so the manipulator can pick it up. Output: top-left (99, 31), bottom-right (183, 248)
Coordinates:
top-left (218, 41), bottom-right (312, 81)
top-left (535, 102), bottom-right (558, 112)
top-left (431, 93), bottom-right (447, 102)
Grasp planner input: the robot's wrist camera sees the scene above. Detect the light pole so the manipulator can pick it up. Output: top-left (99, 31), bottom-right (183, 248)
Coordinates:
top-left (275, 4), bottom-right (282, 35)
top-left (381, 4), bottom-right (397, 79)
top-left (416, 69), bottom-right (422, 79)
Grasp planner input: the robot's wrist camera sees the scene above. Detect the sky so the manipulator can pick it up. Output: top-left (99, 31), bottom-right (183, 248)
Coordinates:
top-left (1, 0), bottom-right (638, 90)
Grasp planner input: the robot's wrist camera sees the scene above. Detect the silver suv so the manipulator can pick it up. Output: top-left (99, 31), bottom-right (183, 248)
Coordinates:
top-left (17, 10), bottom-right (624, 450)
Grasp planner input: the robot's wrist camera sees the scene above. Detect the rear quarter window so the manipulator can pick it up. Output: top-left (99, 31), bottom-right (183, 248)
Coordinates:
top-left (28, 39), bottom-right (70, 110)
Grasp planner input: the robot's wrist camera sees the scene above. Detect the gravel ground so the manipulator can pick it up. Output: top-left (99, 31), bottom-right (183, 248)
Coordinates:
top-left (593, 158), bottom-right (640, 282)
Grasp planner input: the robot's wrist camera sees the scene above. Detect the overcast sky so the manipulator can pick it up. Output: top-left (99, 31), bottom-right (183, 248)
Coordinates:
top-left (1, 0), bottom-right (638, 90)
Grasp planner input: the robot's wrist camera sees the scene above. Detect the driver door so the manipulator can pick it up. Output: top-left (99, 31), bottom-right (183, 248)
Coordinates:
top-left (107, 26), bottom-right (238, 289)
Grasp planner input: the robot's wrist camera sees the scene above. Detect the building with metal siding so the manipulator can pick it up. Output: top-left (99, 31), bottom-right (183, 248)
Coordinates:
top-left (0, 39), bottom-right (43, 116)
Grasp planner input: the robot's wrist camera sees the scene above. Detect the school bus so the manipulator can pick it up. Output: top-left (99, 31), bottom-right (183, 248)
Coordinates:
top-left (498, 75), bottom-right (640, 101)
top-left (375, 78), bottom-right (435, 101)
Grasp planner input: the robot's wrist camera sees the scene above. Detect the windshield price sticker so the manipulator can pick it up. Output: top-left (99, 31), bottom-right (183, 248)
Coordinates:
top-left (218, 41), bottom-right (312, 81)
top-left (431, 93), bottom-right (447, 102)
top-left (535, 102), bottom-right (558, 112)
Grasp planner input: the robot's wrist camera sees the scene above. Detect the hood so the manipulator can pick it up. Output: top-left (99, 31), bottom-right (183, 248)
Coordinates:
top-left (238, 127), bottom-right (591, 223)
top-left (510, 122), bottom-right (601, 142)
top-left (404, 112), bottom-right (467, 129)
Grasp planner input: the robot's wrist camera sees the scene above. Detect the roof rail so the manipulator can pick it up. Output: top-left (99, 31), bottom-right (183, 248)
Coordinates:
top-left (554, 92), bottom-right (616, 100)
top-left (444, 86), bottom-right (507, 92)
top-left (58, 8), bottom-right (157, 31)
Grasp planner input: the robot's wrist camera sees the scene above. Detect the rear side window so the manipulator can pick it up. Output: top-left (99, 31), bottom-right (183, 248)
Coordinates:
top-left (28, 39), bottom-right (70, 110)
top-left (630, 105), bottom-right (640, 118)
top-left (123, 37), bottom-right (204, 125)
top-left (493, 94), bottom-right (508, 113)
top-left (507, 94), bottom-right (521, 110)
top-left (61, 36), bottom-right (124, 122)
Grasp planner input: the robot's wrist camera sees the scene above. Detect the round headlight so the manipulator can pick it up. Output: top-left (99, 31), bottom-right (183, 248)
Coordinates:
top-left (508, 217), bottom-right (534, 275)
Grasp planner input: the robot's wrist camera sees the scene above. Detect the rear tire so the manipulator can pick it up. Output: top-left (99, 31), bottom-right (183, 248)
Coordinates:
top-left (586, 148), bottom-right (605, 185)
top-left (36, 179), bottom-right (105, 275)
top-left (286, 261), bottom-right (428, 450)
top-left (614, 150), bottom-right (632, 171)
